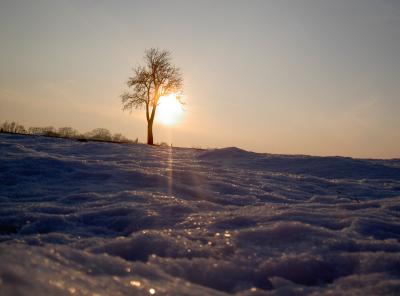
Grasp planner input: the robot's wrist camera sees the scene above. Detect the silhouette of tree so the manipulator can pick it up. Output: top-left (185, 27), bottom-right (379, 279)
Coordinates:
top-left (28, 127), bottom-right (43, 135)
top-left (112, 133), bottom-right (129, 142)
top-left (1, 121), bottom-right (25, 133)
top-left (58, 127), bottom-right (78, 138)
top-left (43, 126), bottom-right (57, 136)
top-left (121, 48), bottom-right (183, 145)
top-left (86, 128), bottom-right (112, 141)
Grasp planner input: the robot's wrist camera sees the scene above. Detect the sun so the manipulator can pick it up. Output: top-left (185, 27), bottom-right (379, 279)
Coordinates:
top-left (156, 93), bottom-right (184, 125)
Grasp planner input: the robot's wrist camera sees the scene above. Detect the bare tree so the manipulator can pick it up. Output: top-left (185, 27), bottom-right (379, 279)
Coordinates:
top-left (112, 133), bottom-right (129, 142)
top-left (28, 127), bottom-right (44, 135)
top-left (1, 121), bottom-right (26, 133)
top-left (58, 127), bottom-right (78, 138)
top-left (121, 48), bottom-right (183, 145)
top-left (86, 128), bottom-right (112, 141)
top-left (43, 126), bottom-right (57, 136)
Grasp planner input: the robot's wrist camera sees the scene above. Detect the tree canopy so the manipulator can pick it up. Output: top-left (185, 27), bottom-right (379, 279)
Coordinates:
top-left (121, 48), bottom-right (183, 144)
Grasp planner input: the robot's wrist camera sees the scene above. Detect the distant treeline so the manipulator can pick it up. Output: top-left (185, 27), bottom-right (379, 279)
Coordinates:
top-left (0, 121), bottom-right (138, 144)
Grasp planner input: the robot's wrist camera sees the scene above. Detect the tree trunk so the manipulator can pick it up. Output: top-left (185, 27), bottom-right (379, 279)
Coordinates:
top-left (147, 120), bottom-right (154, 145)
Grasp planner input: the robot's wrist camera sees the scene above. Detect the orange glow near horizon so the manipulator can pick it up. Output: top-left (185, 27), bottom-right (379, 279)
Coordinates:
top-left (156, 93), bottom-right (184, 126)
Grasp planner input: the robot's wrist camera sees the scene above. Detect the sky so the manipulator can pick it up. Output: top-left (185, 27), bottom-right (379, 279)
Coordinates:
top-left (0, 0), bottom-right (399, 158)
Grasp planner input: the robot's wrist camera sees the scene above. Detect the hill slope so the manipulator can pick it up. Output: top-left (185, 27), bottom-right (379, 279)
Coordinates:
top-left (1, 134), bottom-right (400, 295)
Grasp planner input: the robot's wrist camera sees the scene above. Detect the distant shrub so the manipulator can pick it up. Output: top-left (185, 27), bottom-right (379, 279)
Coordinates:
top-left (85, 128), bottom-right (112, 141)
top-left (1, 121), bottom-right (26, 134)
top-left (58, 127), bottom-right (78, 138)
top-left (43, 126), bottom-right (55, 133)
top-left (28, 127), bottom-right (45, 135)
top-left (112, 133), bottom-right (129, 142)
top-left (42, 126), bottom-right (59, 137)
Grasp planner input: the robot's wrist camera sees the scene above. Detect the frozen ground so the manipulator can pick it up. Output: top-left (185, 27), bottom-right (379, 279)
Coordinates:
top-left (1, 133), bottom-right (400, 295)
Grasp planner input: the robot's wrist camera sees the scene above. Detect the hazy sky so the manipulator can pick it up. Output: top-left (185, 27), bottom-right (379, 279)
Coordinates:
top-left (1, 0), bottom-right (399, 158)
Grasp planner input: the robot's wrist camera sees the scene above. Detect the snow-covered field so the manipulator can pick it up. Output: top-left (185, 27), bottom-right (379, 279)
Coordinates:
top-left (1, 133), bottom-right (400, 295)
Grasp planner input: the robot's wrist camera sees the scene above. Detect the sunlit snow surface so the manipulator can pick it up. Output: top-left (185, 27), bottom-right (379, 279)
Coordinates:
top-left (1, 133), bottom-right (400, 295)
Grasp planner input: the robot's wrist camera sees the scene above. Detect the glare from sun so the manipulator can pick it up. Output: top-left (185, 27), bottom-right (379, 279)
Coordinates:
top-left (156, 93), bottom-right (184, 125)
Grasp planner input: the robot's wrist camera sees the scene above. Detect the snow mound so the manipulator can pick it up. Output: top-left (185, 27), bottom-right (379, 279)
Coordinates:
top-left (199, 147), bottom-right (255, 159)
top-left (1, 133), bottom-right (400, 295)
top-left (200, 148), bottom-right (400, 179)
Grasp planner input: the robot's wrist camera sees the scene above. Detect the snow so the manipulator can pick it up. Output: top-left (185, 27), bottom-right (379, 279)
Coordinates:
top-left (1, 133), bottom-right (400, 295)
